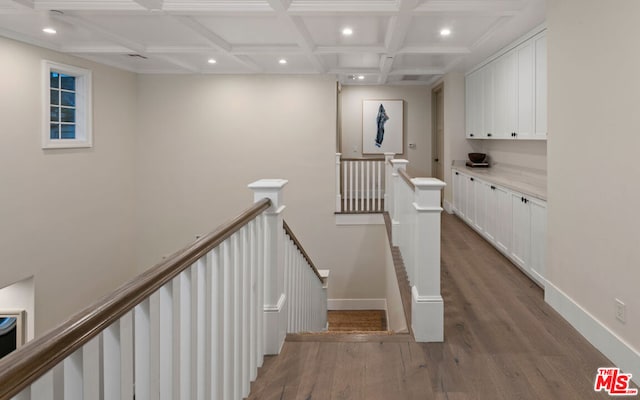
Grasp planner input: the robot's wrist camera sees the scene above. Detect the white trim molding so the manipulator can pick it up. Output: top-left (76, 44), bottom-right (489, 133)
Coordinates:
top-left (411, 286), bottom-right (444, 342)
top-left (443, 199), bottom-right (454, 214)
top-left (545, 281), bottom-right (640, 385)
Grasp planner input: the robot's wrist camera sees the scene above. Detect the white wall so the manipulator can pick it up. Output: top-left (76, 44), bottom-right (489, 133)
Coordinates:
top-left (340, 85), bottom-right (431, 176)
top-left (475, 140), bottom-right (547, 172)
top-left (0, 37), bottom-right (138, 336)
top-left (547, 0), bottom-right (640, 377)
top-left (134, 74), bottom-right (387, 301)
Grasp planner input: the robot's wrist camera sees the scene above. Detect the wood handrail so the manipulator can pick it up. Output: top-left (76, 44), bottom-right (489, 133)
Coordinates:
top-left (340, 157), bottom-right (385, 162)
top-left (0, 198), bottom-right (272, 400)
top-left (283, 220), bottom-right (323, 283)
top-left (399, 169), bottom-right (415, 190)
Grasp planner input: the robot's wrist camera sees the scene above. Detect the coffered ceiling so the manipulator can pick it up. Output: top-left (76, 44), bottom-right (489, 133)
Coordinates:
top-left (0, 0), bottom-right (545, 85)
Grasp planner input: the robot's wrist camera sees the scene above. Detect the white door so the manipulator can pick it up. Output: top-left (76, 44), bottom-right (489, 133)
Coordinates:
top-left (510, 193), bottom-right (531, 270)
top-left (529, 199), bottom-right (547, 287)
top-left (494, 186), bottom-right (512, 254)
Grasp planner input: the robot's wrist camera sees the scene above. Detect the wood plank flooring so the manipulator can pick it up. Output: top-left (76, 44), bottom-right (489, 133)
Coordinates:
top-left (248, 212), bottom-right (625, 399)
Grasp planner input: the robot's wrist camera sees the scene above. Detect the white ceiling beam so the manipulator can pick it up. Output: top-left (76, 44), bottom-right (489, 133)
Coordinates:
top-left (378, 0), bottom-right (419, 84)
top-left (314, 45), bottom-right (386, 54)
top-left (61, 45), bottom-right (133, 53)
top-left (396, 46), bottom-right (471, 55)
top-left (32, 1), bottom-right (144, 11)
top-left (415, 0), bottom-right (525, 15)
top-left (287, 1), bottom-right (398, 14)
top-left (170, 15), bottom-right (262, 72)
top-left (329, 67), bottom-right (381, 75)
top-left (51, 13), bottom-right (200, 72)
top-left (232, 45), bottom-right (303, 55)
top-left (388, 68), bottom-right (445, 75)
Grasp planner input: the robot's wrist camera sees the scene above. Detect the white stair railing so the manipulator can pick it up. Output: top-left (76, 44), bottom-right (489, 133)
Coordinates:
top-left (336, 155), bottom-right (389, 213)
top-left (387, 159), bottom-right (446, 343)
top-left (0, 179), bottom-right (328, 400)
top-left (283, 221), bottom-right (328, 333)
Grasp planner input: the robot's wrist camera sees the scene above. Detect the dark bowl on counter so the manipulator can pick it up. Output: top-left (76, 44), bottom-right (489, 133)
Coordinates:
top-left (468, 153), bottom-right (487, 163)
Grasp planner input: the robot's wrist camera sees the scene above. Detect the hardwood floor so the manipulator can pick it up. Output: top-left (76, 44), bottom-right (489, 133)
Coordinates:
top-left (248, 212), bottom-right (623, 399)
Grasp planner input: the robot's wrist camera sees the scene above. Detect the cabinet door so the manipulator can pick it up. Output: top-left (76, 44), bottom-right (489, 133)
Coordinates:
top-left (453, 170), bottom-right (466, 218)
top-left (482, 64), bottom-right (495, 138)
top-left (452, 170), bottom-right (460, 214)
top-left (465, 70), bottom-right (483, 138)
top-left (465, 175), bottom-right (476, 225)
top-left (494, 50), bottom-right (518, 137)
top-left (510, 193), bottom-right (531, 270)
top-left (483, 183), bottom-right (497, 243)
top-left (473, 178), bottom-right (486, 232)
top-left (517, 41), bottom-right (535, 137)
top-left (529, 199), bottom-right (547, 287)
top-left (534, 33), bottom-right (547, 137)
top-left (494, 186), bottom-right (512, 254)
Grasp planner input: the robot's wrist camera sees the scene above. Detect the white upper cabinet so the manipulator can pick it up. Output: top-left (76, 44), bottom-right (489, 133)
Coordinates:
top-left (465, 29), bottom-right (547, 140)
top-left (465, 70), bottom-right (483, 138)
top-left (534, 33), bottom-right (547, 137)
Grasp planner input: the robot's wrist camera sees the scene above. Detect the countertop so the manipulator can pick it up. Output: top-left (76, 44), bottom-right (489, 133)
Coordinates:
top-left (452, 160), bottom-right (547, 201)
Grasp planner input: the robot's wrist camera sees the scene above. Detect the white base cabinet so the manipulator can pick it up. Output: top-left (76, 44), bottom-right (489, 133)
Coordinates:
top-left (452, 168), bottom-right (546, 288)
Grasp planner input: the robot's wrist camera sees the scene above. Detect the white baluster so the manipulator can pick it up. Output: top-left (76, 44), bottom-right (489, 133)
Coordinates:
top-left (82, 336), bottom-right (100, 399)
top-left (30, 369), bottom-right (54, 400)
top-left (360, 160), bottom-right (365, 211)
top-left (173, 269), bottom-right (191, 400)
top-left (158, 283), bottom-right (173, 400)
top-left (249, 221), bottom-right (258, 380)
top-left (255, 215), bottom-right (264, 367)
top-left (241, 227), bottom-right (251, 399)
top-left (193, 258), bottom-right (206, 400)
top-left (134, 299), bottom-right (151, 400)
top-left (232, 233), bottom-right (241, 400)
top-left (103, 322), bottom-right (121, 400)
top-left (63, 349), bottom-right (82, 400)
top-left (221, 239), bottom-right (234, 400)
top-left (349, 161), bottom-right (354, 212)
top-left (206, 249), bottom-right (223, 400)
top-left (342, 159), bottom-right (347, 212)
top-left (11, 388), bottom-right (30, 400)
top-left (377, 161), bottom-right (382, 211)
top-left (120, 311), bottom-right (134, 400)
top-left (335, 153), bottom-right (342, 212)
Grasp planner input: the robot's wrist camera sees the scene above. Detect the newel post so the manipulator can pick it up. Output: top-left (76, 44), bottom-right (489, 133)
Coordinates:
top-left (248, 179), bottom-right (288, 355)
top-left (411, 177), bottom-right (446, 342)
top-left (389, 158), bottom-right (409, 245)
top-left (335, 153), bottom-right (342, 212)
top-left (383, 152), bottom-right (395, 212)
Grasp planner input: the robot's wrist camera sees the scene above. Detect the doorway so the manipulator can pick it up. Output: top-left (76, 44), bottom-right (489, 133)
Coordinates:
top-left (432, 84), bottom-right (444, 181)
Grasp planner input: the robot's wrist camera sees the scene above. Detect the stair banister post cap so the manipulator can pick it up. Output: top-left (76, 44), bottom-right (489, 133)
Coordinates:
top-left (248, 179), bottom-right (288, 212)
top-left (411, 177), bottom-right (446, 190)
top-left (390, 159), bottom-right (409, 165)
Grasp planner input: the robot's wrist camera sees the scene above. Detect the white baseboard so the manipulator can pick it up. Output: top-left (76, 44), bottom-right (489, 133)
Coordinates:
top-left (443, 199), bottom-right (454, 214)
top-left (545, 281), bottom-right (640, 385)
top-left (328, 298), bottom-right (387, 311)
top-left (335, 214), bottom-right (384, 225)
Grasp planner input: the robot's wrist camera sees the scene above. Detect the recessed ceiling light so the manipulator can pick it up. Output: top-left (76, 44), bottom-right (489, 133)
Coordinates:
top-left (342, 27), bottom-right (353, 36)
top-left (440, 28), bottom-right (451, 37)
top-left (358, 75), bottom-right (365, 80)
top-left (42, 27), bottom-right (57, 35)
top-left (279, 58), bottom-right (287, 65)
top-left (208, 58), bottom-right (217, 64)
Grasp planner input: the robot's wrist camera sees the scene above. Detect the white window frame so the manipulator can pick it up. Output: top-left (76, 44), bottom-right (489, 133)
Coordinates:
top-left (42, 60), bottom-right (92, 149)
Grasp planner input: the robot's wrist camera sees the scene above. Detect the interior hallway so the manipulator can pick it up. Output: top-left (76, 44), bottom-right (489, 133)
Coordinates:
top-left (248, 212), bottom-right (623, 399)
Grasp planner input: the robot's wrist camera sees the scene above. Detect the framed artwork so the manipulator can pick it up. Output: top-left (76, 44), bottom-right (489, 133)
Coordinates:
top-left (362, 99), bottom-right (404, 155)
top-left (0, 310), bottom-right (25, 359)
